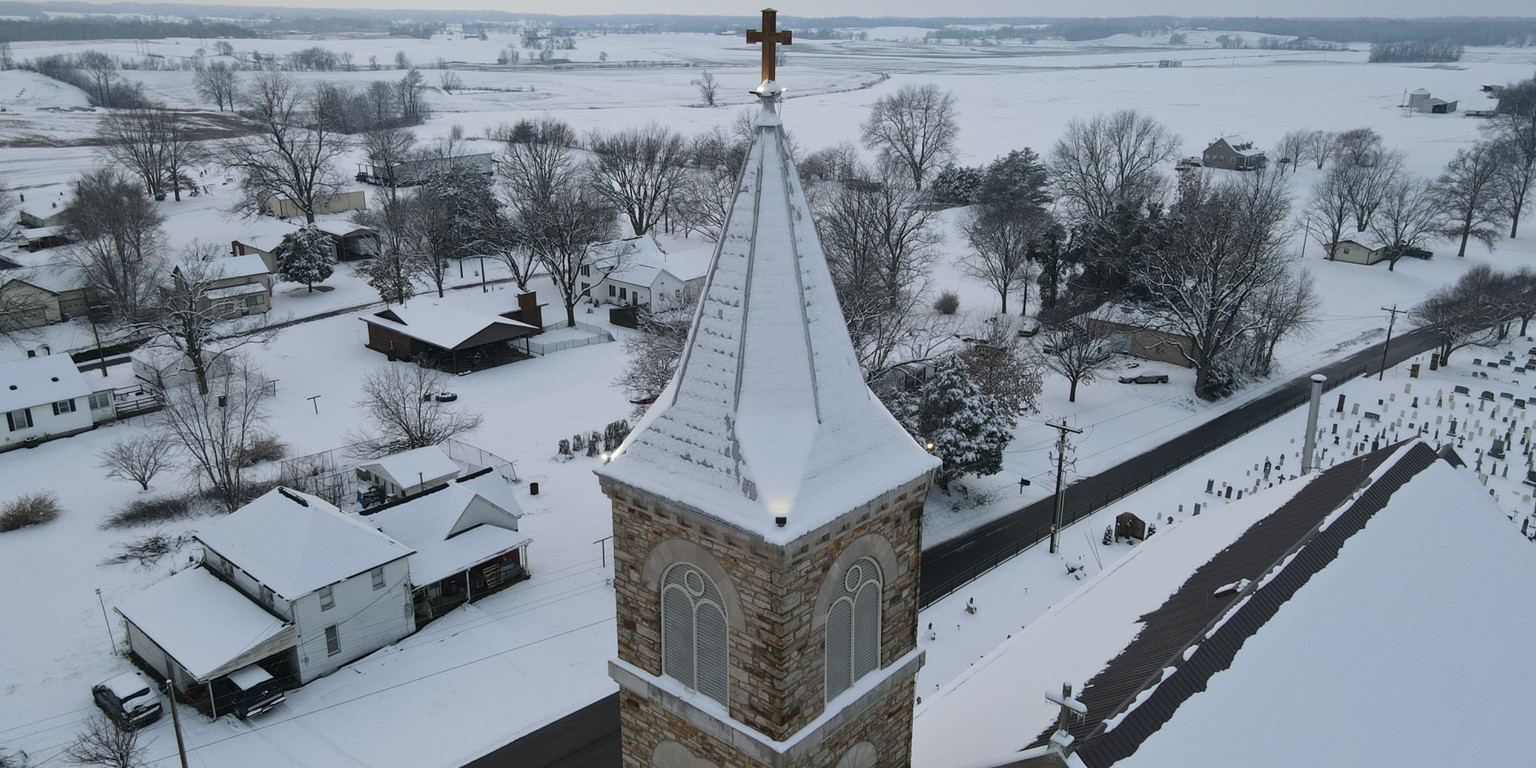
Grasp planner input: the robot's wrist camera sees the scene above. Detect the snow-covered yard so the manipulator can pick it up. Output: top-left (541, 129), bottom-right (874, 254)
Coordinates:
top-left (2, 24), bottom-right (1535, 767)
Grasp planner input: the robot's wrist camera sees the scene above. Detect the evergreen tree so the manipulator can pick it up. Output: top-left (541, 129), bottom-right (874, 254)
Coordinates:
top-left (893, 355), bottom-right (1013, 490)
top-left (977, 147), bottom-right (1050, 209)
top-left (276, 224), bottom-right (335, 292)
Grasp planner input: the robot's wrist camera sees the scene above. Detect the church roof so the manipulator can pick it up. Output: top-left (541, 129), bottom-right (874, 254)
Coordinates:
top-left (596, 96), bottom-right (937, 545)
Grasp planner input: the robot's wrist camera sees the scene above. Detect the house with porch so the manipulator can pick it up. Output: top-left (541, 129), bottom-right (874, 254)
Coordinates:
top-left (356, 445), bottom-right (465, 503)
top-left (312, 220), bottom-right (379, 261)
top-left (1202, 135), bottom-right (1268, 171)
top-left (16, 205), bottom-right (67, 230)
top-left (0, 354), bottom-right (115, 452)
top-left (360, 292), bottom-right (544, 373)
top-left (0, 263), bottom-right (88, 328)
top-left (116, 487), bottom-right (416, 714)
top-left (1086, 316), bottom-right (1199, 368)
top-left (172, 254), bottom-right (273, 319)
top-left (582, 235), bottom-right (710, 311)
top-left (364, 470), bottom-right (531, 627)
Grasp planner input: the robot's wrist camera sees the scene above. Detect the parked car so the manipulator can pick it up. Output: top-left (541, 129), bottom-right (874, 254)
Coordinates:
top-left (1118, 374), bottom-right (1170, 384)
top-left (210, 664), bottom-right (286, 719)
top-left (92, 671), bottom-right (163, 729)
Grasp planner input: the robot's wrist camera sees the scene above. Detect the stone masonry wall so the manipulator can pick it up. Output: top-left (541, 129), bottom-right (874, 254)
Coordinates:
top-left (604, 473), bottom-right (928, 748)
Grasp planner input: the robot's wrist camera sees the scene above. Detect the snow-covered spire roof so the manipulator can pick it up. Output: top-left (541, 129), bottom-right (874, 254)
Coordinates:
top-left (597, 94), bottom-right (938, 544)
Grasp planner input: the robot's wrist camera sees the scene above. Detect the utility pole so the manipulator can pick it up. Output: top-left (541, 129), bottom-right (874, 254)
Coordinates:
top-left (1379, 305), bottom-right (1409, 380)
top-left (166, 679), bottom-right (190, 768)
top-left (1046, 421), bottom-right (1083, 554)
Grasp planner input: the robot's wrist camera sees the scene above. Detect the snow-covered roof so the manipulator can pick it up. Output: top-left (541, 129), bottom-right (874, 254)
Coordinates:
top-left (115, 566), bottom-right (296, 682)
top-left (1112, 458), bottom-right (1536, 768)
top-left (234, 219), bottom-right (302, 253)
top-left (361, 302), bottom-right (538, 351)
top-left (209, 254), bottom-right (270, 280)
top-left (203, 282), bottom-right (268, 300)
top-left (3, 261), bottom-right (83, 294)
top-left (596, 97), bottom-right (939, 545)
top-left (1210, 135), bottom-right (1263, 155)
top-left (1335, 233), bottom-right (1388, 252)
top-left (359, 445), bottom-right (462, 489)
top-left (596, 235), bottom-right (711, 288)
top-left (366, 480), bottom-right (530, 586)
top-left (0, 353), bottom-right (91, 412)
top-left (311, 220), bottom-right (376, 238)
top-left (196, 487), bottom-right (414, 601)
top-left (916, 443), bottom-right (1535, 768)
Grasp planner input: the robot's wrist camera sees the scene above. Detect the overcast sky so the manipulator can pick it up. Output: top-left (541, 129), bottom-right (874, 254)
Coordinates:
top-left (144, 0), bottom-right (1536, 18)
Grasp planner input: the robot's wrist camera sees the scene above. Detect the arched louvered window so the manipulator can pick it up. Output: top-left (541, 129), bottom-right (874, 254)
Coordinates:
top-left (835, 742), bottom-right (878, 768)
top-left (825, 557), bottom-right (882, 702)
top-left (661, 563), bottom-right (729, 707)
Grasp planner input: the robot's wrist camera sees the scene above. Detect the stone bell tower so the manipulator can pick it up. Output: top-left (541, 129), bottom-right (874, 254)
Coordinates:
top-left (595, 8), bottom-right (939, 768)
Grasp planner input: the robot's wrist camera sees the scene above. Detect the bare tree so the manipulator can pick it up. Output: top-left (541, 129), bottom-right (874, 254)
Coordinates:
top-left (141, 246), bottom-right (279, 395)
top-left (587, 124), bottom-right (689, 236)
top-left (99, 438), bottom-right (175, 491)
top-left (616, 289), bottom-right (699, 405)
top-left (408, 164), bottom-right (507, 298)
top-left (1137, 169), bottom-right (1295, 399)
top-left (1276, 129), bottom-right (1311, 173)
top-left (438, 70), bottom-right (463, 94)
top-left (0, 177), bottom-right (16, 242)
top-left (63, 717), bottom-right (145, 768)
top-left (1492, 135), bottom-right (1535, 238)
top-left (349, 362), bottom-right (483, 456)
top-left (1338, 148), bottom-right (1404, 232)
top-left (360, 126), bottom-right (416, 202)
top-left (960, 319), bottom-right (1043, 415)
top-left (1050, 109), bottom-right (1180, 225)
top-left (220, 71), bottom-right (349, 224)
top-left (98, 108), bottom-right (207, 202)
top-left (155, 354), bottom-right (271, 512)
top-left (514, 183), bottom-right (619, 327)
top-left (496, 117), bottom-right (579, 204)
top-left (1432, 141), bottom-right (1508, 258)
top-left (691, 70), bottom-right (719, 106)
top-left (61, 169), bottom-right (166, 324)
top-left (1304, 168), bottom-right (1353, 259)
top-left (1041, 311), bottom-right (1116, 403)
top-left (1304, 129), bottom-right (1339, 170)
top-left (194, 61), bottom-right (239, 111)
top-left (860, 83), bottom-right (959, 191)
top-left (1412, 265), bottom-right (1505, 364)
top-left (815, 168), bottom-right (945, 377)
top-left (1245, 270), bottom-right (1319, 376)
top-left (1333, 127), bottom-right (1383, 168)
top-left (1368, 175), bottom-right (1442, 271)
top-left (958, 205), bottom-right (1050, 315)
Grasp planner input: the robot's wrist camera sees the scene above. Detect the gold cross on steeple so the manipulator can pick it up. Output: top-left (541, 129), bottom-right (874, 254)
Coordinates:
top-left (745, 8), bottom-right (792, 83)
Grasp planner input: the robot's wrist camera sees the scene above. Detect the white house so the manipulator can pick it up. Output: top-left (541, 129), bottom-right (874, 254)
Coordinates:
top-left (582, 235), bottom-right (710, 311)
top-left (119, 487), bottom-right (417, 702)
top-left (1330, 235), bottom-right (1388, 265)
top-left (357, 445), bottom-right (465, 502)
top-left (0, 354), bottom-right (112, 451)
top-left (365, 470), bottom-right (532, 626)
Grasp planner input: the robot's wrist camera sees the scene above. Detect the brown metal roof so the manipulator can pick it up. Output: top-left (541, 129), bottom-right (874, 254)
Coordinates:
top-left (1019, 441), bottom-right (1437, 766)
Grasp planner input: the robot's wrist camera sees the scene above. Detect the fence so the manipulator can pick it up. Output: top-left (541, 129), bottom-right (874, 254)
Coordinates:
top-left (443, 438), bottom-right (520, 483)
top-left (526, 320), bottom-right (614, 356)
top-left (919, 361), bottom-right (1374, 607)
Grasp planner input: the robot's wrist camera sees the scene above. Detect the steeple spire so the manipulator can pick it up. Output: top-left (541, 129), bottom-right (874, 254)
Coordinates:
top-left (596, 33), bottom-right (936, 544)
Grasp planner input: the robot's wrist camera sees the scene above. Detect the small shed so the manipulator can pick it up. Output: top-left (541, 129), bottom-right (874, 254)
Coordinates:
top-left (263, 191), bottom-right (366, 219)
top-left (1330, 236), bottom-right (1388, 265)
top-left (1115, 511), bottom-right (1149, 541)
top-left (357, 445), bottom-right (464, 501)
top-left (1202, 135), bottom-right (1268, 171)
top-left (311, 220), bottom-right (379, 261)
top-left (360, 292), bottom-right (543, 373)
top-left (1407, 89), bottom-right (1458, 114)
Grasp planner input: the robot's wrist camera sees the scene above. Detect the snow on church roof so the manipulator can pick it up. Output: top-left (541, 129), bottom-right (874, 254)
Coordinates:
top-left (596, 95), bottom-right (938, 544)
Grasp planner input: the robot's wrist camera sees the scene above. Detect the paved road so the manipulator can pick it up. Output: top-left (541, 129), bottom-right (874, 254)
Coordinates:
top-left (469, 327), bottom-right (1438, 767)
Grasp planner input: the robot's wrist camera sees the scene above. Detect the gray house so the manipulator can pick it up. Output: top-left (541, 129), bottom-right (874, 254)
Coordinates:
top-left (1202, 135), bottom-right (1268, 171)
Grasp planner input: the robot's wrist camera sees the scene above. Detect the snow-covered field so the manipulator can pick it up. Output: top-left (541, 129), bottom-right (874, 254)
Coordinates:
top-left (2, 25), bottom-right (1535, 767)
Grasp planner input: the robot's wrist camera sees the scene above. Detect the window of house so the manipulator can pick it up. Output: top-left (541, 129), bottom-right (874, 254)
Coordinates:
top-left (245, 294), bottom-right (264, 307)
top-left (5, 408), bottom-right (32, 432)
top-left (619, 287), bottom-right (628, 300)
top-left (825, 558), bottom-right (882, 702)
top-left (217, 557), bottom-right (233, 577)
top-left (660, 563), bottom-right (729, 706)
top-left (319, 585), bottom-right (334, 610)
top-left (325, 625), bottom-right (340, 656)
top-left (372, 566), bottom-right (385, 590)
top-left (51, 399), bottom-right (76, 416)
top-left (581, 282), bottom-right (589, 296)
top-left (609, 284), bottom-right (616, 297)
top-left (88, 393), bottom-right (112, 410)
top-left (260, 586), bottom-right (274, 606)
top-left (580, 265), bottom-right (591, 277)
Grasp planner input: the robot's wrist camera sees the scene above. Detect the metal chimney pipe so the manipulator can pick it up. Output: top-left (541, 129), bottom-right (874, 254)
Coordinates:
top-left (1302, 374), bottom-right (1326, 475)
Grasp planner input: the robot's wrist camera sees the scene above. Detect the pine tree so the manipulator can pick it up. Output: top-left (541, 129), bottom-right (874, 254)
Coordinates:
top-left (276, 224), bottom-right (335, 292)
top-left (894, 355), bottom-right (1013, 491)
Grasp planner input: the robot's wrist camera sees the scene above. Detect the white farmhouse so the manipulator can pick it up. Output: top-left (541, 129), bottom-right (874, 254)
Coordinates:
top-left (117, 487), bottom-right (416, 712)
top-left (0, 354), bottom-right (113, 452)
top-left (582, 235), bottom-right (710, 311)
